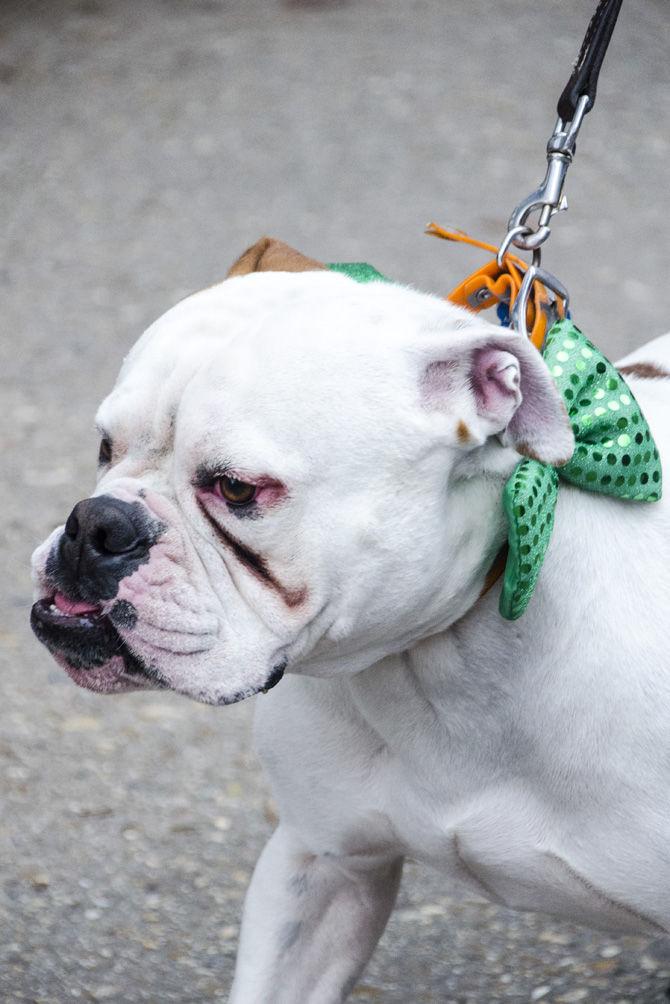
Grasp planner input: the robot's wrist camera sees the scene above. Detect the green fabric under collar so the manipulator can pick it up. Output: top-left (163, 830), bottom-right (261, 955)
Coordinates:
top-left (327, 262), bottom-right (390, 284)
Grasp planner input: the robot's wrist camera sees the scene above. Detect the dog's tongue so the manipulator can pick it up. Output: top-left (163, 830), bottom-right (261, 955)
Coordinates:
top-left (53, 592), bottom-right (100, 616)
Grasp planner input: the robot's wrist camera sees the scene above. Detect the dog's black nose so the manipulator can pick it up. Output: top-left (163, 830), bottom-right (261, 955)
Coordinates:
top-left (64, 497), bottom-right (148, 555)
top-left (54, 496), bottom-right (156, 602)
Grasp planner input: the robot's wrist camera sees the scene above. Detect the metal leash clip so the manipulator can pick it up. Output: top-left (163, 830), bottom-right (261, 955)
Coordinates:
top-left (439, 0), bottom-right (623, 344)
top-left (499, 93), bottom-right (590, 260)
top-left (497, 93), bottom-right (590, 341)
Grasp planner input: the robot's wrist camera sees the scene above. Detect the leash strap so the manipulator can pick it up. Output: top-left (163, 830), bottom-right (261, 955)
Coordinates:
top-left (436, 0), bottom-right (625, 345)
top-left (557, 0), bottom-right (624, 121)
top-left (494, 0), bottom-right (625, 315)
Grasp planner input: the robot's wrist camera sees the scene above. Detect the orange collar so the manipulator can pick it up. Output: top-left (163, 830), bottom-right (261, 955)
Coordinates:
top-left (427, 223), bottom-right (565, 350)
top-left (479, 543), bottom-right (508, 601)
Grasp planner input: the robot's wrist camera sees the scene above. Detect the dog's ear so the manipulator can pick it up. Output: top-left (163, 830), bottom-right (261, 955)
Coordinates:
top-left (227, 237), bottom-right (326, 278)
top-left (421, 328), bottom-right (574, 466)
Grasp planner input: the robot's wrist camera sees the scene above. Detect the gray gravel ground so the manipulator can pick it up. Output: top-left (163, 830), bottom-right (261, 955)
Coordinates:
top-left (2, 1), bottom-right (670, 1001)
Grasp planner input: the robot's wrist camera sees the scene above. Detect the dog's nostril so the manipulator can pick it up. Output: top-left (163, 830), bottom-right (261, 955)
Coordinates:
top-left (91, 521), bottom-right (145, 556)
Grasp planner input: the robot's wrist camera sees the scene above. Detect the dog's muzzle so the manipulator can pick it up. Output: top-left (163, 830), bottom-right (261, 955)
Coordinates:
top-left (30, 495), bottom-right (165, 687)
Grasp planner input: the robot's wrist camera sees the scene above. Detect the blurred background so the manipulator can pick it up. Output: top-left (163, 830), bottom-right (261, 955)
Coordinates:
top-left (1, 1), bottom-right (669, 1001)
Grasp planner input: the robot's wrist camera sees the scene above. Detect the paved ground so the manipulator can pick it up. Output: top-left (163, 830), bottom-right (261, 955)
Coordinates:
top-left (1, 1), bottom-right (669, 1001)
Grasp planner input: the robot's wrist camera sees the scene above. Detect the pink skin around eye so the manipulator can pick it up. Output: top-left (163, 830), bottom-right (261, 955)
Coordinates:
top-left (206, 474), bottom-right (287, 509)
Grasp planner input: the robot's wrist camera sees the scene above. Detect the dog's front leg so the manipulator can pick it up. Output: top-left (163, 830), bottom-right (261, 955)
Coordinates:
top-left (229, 824), bottom-right (403, 1004)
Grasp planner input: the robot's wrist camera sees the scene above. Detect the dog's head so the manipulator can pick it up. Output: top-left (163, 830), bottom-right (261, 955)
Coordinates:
top-left (31, 238), bottom-right (573, 704)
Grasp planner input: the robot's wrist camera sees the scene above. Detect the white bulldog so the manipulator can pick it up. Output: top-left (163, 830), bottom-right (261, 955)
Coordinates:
top-left (31, 239), bottom-right (670, 1002)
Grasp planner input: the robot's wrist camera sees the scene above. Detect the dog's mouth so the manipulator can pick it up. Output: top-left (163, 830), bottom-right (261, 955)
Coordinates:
top-left (30, 593), bottom-right (164, 694)
top-left (31, 590), bottom-right (287, 704)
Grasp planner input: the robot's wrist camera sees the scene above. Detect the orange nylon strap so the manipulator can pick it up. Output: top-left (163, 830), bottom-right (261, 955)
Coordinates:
top-left (427, 223), bottom-right (564, 350)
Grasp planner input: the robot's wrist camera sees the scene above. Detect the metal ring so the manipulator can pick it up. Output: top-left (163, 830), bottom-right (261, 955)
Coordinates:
top-left (511, 265), bottom-right (570, 342)
top-left (511, 224), bottom-right (552, 252)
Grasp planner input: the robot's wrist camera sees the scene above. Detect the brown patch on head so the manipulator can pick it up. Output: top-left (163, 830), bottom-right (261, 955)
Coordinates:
top-left (456, 419), bottom-right (471, 445)
top-left (227, 236), bottom-right (326, 278)
top-left (618, 362), bottom-right (670, 381)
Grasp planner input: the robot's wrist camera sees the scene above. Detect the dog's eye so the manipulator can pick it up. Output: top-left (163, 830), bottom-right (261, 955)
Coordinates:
top-left (98, 437), bottom-right (113, 465)
top-left (217, 475), bottom-right (256, 506)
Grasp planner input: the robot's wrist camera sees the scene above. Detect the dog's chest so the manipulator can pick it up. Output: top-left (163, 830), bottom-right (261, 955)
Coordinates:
top-left (297, 643), bottom-right (670, 937)
top-left (315, 709), bottom-right (667, 938)
top-left (259, 545), bottom-right (670, 939)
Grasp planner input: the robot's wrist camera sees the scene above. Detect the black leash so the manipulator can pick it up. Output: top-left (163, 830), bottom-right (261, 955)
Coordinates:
top-left (558, 0), bottom-right (624, 122)
top-left (496, 0), bottom-right (625, 340)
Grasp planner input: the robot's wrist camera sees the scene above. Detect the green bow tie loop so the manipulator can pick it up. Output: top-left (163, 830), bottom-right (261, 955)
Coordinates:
top-left (501, 319), bottom-right (662, 620)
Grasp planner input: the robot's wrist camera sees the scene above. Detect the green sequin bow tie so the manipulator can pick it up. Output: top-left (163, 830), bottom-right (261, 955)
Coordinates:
top-left (501, 318), bottom-right (662, 619)
top-left (325, 266), bottom-right (663, 621)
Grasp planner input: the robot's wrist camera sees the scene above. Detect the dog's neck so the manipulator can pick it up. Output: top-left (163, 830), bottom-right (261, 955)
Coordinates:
top-left (427, 460), bottom-right (513, 624)
top-left (301, 453), bottom-right (515, 681)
